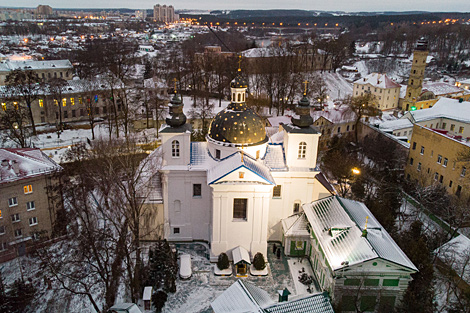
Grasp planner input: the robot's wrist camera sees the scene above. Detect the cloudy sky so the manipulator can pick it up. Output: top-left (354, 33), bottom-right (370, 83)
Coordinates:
top-left (1, 0), bottom-right (469, 12)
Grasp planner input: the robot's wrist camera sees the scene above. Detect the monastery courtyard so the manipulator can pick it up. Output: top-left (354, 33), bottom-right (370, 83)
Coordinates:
top-left (161, 242), bottom-right (319, 313)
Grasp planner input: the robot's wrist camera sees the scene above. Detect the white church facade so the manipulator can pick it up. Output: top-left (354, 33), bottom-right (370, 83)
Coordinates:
top-left (157, 71), bottom-right (333, 262)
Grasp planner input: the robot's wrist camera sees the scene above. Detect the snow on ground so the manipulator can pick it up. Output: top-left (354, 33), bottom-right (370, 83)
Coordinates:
top-left (182, 96), bottom-right (231, 117)
top-left (287, 258), bottom-right (319, 295)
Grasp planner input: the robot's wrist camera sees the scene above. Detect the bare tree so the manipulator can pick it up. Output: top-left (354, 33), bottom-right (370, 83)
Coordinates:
top-left (0, 102), bottom-right (32, 148)
top-left (5, 69), bottom-right (43, 135)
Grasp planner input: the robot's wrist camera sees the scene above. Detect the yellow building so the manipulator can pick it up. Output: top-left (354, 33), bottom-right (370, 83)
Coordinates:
top-left (353, 73), bottom-right (401, 111)
top-left (405, 124), bottom-right (470, 198)
top-left (403, 40), bottom-right (428, 111)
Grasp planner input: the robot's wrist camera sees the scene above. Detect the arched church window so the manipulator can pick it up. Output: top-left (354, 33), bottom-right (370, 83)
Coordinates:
top-left (237, 93), bottom-right (241, 102)
top-left (172, 140), bottom-right (180, 158)
top-left (242, 93), bottom-right (245, 101)
top-left (298, 142), bottom-right (307, 159)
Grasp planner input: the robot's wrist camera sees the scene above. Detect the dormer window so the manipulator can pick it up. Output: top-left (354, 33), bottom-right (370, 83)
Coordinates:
top-left (171, 140), bottom-right (180, 158)
top-left (298, 142), bottom-right (307, 159)
top-left (215, 149), bottom-right (221, 159)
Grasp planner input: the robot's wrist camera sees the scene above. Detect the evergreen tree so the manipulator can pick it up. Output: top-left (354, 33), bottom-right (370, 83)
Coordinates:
top-left (253, 252), bottom-right (266, 270)
top-left (217, 253), bottom-right (230, 270)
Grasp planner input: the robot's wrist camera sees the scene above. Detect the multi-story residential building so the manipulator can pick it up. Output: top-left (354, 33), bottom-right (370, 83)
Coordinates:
top-left (379, 97), bottom-right (470, 143)
top-left (153, 4), bottom-right (175, 23)
top-left (0, 148), bottom-right (62, 262)
top-left (353, 73), bottom-right (401, 111)
top-left (281, 196), bottom-right (417, 311)
top-left (402, 40), bottom-right (428, 111)
top-left (1, 79), bottom-right (122, 126)
top-left (36, 5), bottom-right (53, 17)
top-left (405, 124), bottom-right (470, 198)
top-left (0, 60), bottom-right (73, 86)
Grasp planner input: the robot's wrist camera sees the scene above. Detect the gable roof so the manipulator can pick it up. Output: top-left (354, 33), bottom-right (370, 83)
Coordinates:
top-left (303, 196), bottom-right (417, 272)
top-left (282, 214), bottom-right (310, 237)
top-left (211, 280), bottom-right (334, 313)
top-left (0, 148), bottom-right (62, 184)
top-left (354, 73), bottom-right (400, 89)
top-left (207, 152), bottom-right (275, 185)
top-left (232, 246), bottom-right (252, 265)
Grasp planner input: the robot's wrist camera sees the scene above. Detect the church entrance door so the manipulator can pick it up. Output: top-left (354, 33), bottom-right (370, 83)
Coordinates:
top-left (236, 263), bottom-right (247, 275)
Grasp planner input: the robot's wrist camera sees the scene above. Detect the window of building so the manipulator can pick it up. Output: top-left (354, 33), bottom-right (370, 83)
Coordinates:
top-left (215, 149), bottom-right (221, 159)
top-left (439, 175), bottom-right (444, 183)
top-left (442, 123), bottom-right (446, 129)
top-left (457, 185), bottom-right (462, 197)
top-left (26, 201), bottom-right (35, 211)
top-left (72, 110), bottom-right (76, 117)
top-left (62, 98), bottom-right (67, 107)
top-left (239, 172), bottom-right (244, 179)
top-left (293, 201), bottom-right (301, 214)
top-left (39, 99), bottom-right (44, 107)
top-left (337, 127), bottom-right (341, 133)
top-left (256, 150), bottom-right (260, 159)
top-left (434, 172), bottom-right (439, 181)
top-left (11, 213), bottom-right (20, 223)
top-left (273, 185), bottom-right (282, 198)
top-left (24, 185), bottom-right (33, 194)
top-left (63, 111), bottom-right (68, 118)
top-left (451, 124), bottom-right (455, 131)
top-left (233, 198), bottom-right (247, 220)
top-left (443, 158), bottom-right (448, 167)
top-left (462, 167), bottom-right (467, 177)
top-left (193, 184), bottom-right (202, 197)
top-left (298, 142), bottom-right (307, 159)
top-left (29, 217), bottom-right (38, 226)
top-left (173, 227), bottom-right (180, 234)
top-left (437, 155), bottom-right (442, 164)
top-left (412, 142), bottom-right (416, 150)
top-left (0, 226), bottom-right (4, 235)
top-left (70, 98), bottom-right (75, 105)
top-left (8, 197), bottom-right (17, 207)
top-left (410, 158), bottom-right (414, 165)
top-left (459, 126), bottom-right (464, 134)
top-left (420, 146), bottom-right (425, 155)
top-left (449, 180), bottom-right (453, 188)
top-left (417, 163), bottom-right (421, 171)
top-left (346, 125), bottom-right (350, 131)
top-left (171, 140), bottom-right (180, 158)
top-left (14, 229), bottom-right (22, 238)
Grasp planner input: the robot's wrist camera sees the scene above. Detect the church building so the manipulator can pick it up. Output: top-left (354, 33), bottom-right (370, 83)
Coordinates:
top-left (157, 70), bottom-right (333, 263)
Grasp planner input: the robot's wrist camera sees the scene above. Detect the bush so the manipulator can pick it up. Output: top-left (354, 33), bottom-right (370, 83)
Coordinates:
top-left (217, 253), bottom-right (230, 270)
top-left (253, 252), bottom-right (266, 270)
top-left (152, 290), bottom-right (168, 313)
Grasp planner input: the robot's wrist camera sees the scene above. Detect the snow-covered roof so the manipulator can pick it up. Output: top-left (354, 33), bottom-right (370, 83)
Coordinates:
top-left (207, 152), bottom-right (275, 185)
top-left (303, 196), bottom-right (417, 272)
top-left (422, 82), bottom-right (465, 96)
top-left (264, 292), bottom-right (335, 313)
top-left (354, 73), bottom-right (400, 89)
top-left (267, 116), bottom-right (292, 127)
top-left (211, 279), bottom-right (334, 313)
top-left (311, 106), bottom-right (355, 124)
top-left (0, 59), bottom-right (72, 72)
top-left (435, 235), bottom-right (470, 284)
top-left (211, 280), bottom-right (273, 313)
top-left (282, 214), bottom-right (310, 237)
top-left (0, 148), bottom-right (62, 184)
top-left (263, 144), bottom-right (287, 171)
top-left (378, 118), bottom-right (413, 131)
top-left (407, 97), bottom-right (470, 124)
top-left (143, 286), bottom-right (152, 301)
top-left (232, 246), bottom-right (251, 265)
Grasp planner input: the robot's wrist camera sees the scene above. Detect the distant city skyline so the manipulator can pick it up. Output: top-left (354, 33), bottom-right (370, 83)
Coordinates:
top-left (0, 0), bottom-right (468, 12)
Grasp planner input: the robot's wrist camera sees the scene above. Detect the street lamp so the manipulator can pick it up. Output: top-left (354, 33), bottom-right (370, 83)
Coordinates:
top-left (352, 167), bottom-right (360, 175)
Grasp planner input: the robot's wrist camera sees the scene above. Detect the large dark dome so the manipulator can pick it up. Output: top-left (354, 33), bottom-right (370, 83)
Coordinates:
top-left (230, 73), bottom-right (248, 88)
top-left (208, 102), bottom-right (267, 146)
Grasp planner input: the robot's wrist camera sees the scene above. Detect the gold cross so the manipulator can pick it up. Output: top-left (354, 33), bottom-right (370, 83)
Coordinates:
top-left (173, 78), bottom-right (178, 93)
top-left (238, 55), bottom-right (242, 72)
top-left (303, 80), bottom-right (309, 94)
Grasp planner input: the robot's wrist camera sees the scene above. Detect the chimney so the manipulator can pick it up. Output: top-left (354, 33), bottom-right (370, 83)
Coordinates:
top-left (278, 288), bottom-right (291, 302)
top-left (11, 160), bottom-right (20, 175)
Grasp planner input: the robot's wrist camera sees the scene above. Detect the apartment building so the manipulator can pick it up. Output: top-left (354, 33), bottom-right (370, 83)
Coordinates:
top-left (405, 124), bottom-right (470, 198)
top-left (0, 148), bottom-right (62, 262)
top-left (0, 60), bottom-right (73, 86)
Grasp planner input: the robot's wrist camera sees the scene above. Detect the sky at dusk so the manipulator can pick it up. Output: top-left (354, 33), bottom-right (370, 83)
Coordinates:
top-left (0, 0), bottom-right (469, 12)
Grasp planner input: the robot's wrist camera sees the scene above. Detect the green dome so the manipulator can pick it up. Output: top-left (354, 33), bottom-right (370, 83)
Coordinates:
top-left (208, 102), bottom-right (267, 146)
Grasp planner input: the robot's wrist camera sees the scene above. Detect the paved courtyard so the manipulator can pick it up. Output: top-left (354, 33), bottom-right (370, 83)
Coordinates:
top-left (161, 242), bottom-right (317, 313)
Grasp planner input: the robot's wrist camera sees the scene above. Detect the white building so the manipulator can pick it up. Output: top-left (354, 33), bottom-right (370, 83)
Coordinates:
top-left (157, 74), bottom-right (333, 268)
